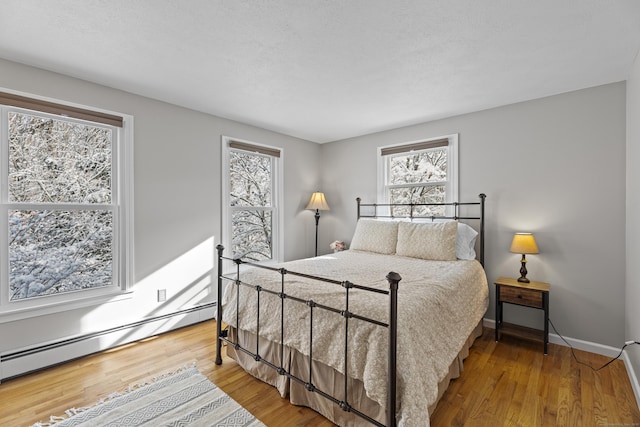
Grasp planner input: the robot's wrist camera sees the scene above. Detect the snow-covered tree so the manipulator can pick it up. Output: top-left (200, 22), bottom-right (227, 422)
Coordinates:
top-left (388, 148), bottom-right (447, 216)
top-left (229, 150), bottom-right (273, 261)
top-left (7, 112), bottom-right (114, 301)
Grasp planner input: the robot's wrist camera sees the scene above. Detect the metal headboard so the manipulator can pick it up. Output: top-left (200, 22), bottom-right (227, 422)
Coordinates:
top-left (356, 193), bottom-right (486, 266)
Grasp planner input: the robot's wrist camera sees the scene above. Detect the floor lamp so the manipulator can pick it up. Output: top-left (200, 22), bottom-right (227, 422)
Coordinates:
top-left (306, 192), bottom-right (330, 256)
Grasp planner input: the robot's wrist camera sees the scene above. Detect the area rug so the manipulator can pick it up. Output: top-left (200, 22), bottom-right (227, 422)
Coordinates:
top-left (31, 365), bottom-right (265, 427)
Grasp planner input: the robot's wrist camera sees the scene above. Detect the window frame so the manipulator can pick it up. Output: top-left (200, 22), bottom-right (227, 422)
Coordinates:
top-left (221, 136), bottom-right (283, 267)
top-left (377, 134), bottom-right (458, 214)
top-left (0, 91), bottom-right (134, 323)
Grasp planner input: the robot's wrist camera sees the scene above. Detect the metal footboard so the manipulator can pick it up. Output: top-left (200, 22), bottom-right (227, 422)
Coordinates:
top-left (215, 246), bottom-right (401, 427)
top-left (214, 193), bottom-right (486, 426)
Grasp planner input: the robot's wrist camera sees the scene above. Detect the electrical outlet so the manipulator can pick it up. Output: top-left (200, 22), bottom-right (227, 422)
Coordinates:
top-left (157, 289), bottom-right (166, 302)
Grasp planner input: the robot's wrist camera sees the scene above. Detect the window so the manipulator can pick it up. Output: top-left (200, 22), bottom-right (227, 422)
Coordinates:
top-left (378, 135), bottom-right (458, 216)
top-left (0, 91), bottom-right (133, 320)
top-left (222, 137), bottom-right (282, 263)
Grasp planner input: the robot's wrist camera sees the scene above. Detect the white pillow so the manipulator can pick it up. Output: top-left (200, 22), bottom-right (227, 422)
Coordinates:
top-left (395, 218), bottom-right (478, 260)
top-left (350, 219), bottom-right (398, 254)
top-left (455, 222), bottom-right (478, 260)
top-left (396, 221), bottom-right (457, 261)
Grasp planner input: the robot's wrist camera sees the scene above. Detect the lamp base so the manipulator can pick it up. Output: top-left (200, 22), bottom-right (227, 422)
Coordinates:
top-left (314, 210), bottom-right (320, 257)
top-left (517, 255), bottom-right (530, 283)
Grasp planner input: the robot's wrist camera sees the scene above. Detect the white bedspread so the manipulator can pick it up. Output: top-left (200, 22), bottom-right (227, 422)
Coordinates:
top-left (222, 250), bottom-right (488, 426)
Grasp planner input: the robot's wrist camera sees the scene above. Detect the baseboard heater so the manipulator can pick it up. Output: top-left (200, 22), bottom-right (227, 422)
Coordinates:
top-left (0, 302), bottom-right (216, 382)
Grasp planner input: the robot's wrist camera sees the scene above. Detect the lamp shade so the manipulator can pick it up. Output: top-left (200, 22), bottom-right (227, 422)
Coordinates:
top-left (306, 192), bottom-right (330, 211)
top-left (510, 233), bottom-right (539, 254)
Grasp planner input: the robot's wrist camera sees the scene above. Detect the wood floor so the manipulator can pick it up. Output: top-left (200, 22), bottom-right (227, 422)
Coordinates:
top-left (1, 320), bottom-right (639, 427)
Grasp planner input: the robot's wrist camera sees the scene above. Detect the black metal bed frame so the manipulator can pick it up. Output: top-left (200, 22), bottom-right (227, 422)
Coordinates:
top-left (215, 194), bottom-right (486, 427)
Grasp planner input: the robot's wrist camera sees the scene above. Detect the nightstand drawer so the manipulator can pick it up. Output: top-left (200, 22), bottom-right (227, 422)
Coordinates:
top-left (499, 286), bottom-right (543, 308)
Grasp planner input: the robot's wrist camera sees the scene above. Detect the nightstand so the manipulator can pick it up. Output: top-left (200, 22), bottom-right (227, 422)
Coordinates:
top-left (494, 276), bottom-right (550, 354)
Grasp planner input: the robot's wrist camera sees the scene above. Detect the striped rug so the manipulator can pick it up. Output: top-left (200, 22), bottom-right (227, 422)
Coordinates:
top-left (31, 365), bottom-right (265, 427)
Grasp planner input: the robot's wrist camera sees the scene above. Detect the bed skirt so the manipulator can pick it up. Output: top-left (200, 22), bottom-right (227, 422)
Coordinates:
top-left (226, 321), bottom-right (484, 426)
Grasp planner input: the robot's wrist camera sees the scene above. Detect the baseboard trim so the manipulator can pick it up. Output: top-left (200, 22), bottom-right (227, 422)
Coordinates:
top-left (482, 318), bottom-right (623, 357)
top-left (0, 303), bottom-right (216, 382)
top-left (623, 351), bottom-right (640, 410)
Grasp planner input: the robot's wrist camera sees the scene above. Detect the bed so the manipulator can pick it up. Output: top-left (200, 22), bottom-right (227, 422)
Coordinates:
top-left (215, 195), bottom-right (488, 427)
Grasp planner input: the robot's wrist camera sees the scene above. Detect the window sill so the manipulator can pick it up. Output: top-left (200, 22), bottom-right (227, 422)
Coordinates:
top-left (0, 290), bottom-right (134, 324)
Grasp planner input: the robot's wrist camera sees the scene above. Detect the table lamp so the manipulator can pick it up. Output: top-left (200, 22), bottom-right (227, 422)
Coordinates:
top-left (510, 232), bottom-right (539, 283)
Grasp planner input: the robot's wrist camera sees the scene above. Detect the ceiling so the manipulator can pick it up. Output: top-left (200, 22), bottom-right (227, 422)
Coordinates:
top-left (1, 1), bottom-right (640, 143)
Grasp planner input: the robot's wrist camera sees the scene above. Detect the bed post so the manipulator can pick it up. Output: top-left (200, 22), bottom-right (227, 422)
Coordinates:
top-left (356, 197), bottom-right (361, 220)
top-left (478, 193), bottom-right (486, 267)
top-left (215, 244), bottom-right (225, 365)
top-left (386, 271), bottom-right (401, 427)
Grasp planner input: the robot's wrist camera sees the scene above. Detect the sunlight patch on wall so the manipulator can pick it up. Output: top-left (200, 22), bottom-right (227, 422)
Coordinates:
top-left (80, 237), bottom-right (216, 342)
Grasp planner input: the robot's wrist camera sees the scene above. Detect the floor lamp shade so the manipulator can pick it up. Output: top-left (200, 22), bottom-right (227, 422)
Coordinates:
top-left (306, 192), bottom-right (330, 256)
top-left (306, 192), bottom-right (330, 211)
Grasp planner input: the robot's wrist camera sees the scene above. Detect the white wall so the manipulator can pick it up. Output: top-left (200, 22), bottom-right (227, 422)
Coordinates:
top-left (626, 49), bottom-right (640, 386)
top-left (0, 58), bottom-right (321, 375)
top-left (321, 82), bottom-right (627, 347)
top-left (0, 56), bottom-right (633, 377)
